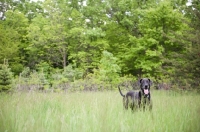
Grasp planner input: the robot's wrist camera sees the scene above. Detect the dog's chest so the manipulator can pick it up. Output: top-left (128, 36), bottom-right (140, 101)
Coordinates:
top-left (141, 96), bottom-right (150, 105)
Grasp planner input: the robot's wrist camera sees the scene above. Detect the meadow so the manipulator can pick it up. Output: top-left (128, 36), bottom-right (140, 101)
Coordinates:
top-left (0, 90), bottom-right (200, 132)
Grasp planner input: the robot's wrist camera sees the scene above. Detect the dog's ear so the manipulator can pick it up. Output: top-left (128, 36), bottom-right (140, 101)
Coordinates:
top-left (139, 79), bottom-right (143, 84)
top-left (148, 78), bottom-right (153, 86)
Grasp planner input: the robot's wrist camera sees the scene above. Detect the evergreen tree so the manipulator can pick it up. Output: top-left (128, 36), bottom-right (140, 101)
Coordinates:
top-left (0, 60), bottom-right (13, 92)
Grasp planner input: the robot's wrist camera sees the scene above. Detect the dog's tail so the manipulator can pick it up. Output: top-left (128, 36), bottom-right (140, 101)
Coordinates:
top-left (118, 85), bottom-right (125, 97)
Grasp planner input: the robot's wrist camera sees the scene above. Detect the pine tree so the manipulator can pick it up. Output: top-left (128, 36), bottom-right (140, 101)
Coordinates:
top-left (0, 60), bottom-right (13, 92)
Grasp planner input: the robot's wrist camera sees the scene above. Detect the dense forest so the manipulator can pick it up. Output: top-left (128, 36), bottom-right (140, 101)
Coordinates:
top-left (0, 0), bottom-right (200, 92)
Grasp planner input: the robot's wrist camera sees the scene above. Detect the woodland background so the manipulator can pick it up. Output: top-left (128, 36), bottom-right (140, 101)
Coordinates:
top-left (0, 0), bottom-right (200, 92)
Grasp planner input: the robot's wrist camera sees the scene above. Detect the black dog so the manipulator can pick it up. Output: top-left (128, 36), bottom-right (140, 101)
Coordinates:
top-left (118, 78), bottom-right (152, 111)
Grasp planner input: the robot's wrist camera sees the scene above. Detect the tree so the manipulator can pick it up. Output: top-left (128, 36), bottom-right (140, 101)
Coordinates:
top-left (27, 0), bottom-right (72, 69)
top-left (176, 0), bottom-right (200, 89)
top-left (103, 0), bottom-right (144, 76)
top-left (68, 0), bottom-right (109, 75)
top-left (0, 60), bottom-right (13, 92)
top-left (95, 50), bottom-right (121, 82)
top-left (0, 10), bottom-right (28, 75)
top-left (131, 1), bottom-right (190, 78)
top-left (0, 0), bottom-right (196, 87)
top-left (27, 0), bottom-right (98, 70)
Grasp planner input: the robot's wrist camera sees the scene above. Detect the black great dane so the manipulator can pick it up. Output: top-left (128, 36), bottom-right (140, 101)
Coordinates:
top-left (118, 78), bottom-right (153, 111)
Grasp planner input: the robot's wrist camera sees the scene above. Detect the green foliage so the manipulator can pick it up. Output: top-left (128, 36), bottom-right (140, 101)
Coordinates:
top-left (17, 67), bottom-right (50, 91)
top-left (50, 69), bottom-right (67, 90)
top-left (36, 61), bottom-right (52, 79)
top-left (175, 0), bottom-right (200, 89)
top-left (0, 10), bottom-right (29, 74)
top-left (124, 1), bottom-right (189, 78)
top-left (20, 67), bottom-right (31, 78)
top-left (94, 51), bottom-right (121, 83)
top-left (1, 0), bottom-right (199, 89)
top-left (69, 27), bottom-right (109, 73)
top-left (0, 62), bottom-right (13, 92)
top-left (29, 71), bottom-right (49, 86)
top-left (62, 64), bottom-right (83, 81)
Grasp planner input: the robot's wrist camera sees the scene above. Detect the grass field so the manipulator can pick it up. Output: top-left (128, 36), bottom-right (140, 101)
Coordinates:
top-left (0, 90), bottom-right (200, 132)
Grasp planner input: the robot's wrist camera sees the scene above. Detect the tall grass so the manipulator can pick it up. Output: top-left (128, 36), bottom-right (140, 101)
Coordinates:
top-left (0, 91), bottom-right (200, 132)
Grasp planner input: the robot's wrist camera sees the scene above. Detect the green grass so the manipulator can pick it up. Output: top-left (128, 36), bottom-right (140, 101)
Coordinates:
top-left (0, 90), bottom-right (200, 132)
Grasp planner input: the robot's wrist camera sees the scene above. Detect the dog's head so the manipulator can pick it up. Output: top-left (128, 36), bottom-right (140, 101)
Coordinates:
top-left (139, 78), bottom-right (152, 98)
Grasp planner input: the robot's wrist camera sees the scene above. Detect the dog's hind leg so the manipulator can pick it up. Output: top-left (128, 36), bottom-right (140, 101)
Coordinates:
top-left (126, 97), bottom-right (129, 109)
top-left (123, 97), bottom-right (126, 109)
top-left (123, 97), bottom-right (128, 110)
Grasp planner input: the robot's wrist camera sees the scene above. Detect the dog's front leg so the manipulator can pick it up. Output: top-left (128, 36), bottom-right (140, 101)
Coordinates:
top-left (149, 100), bottom-right (153, 111)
